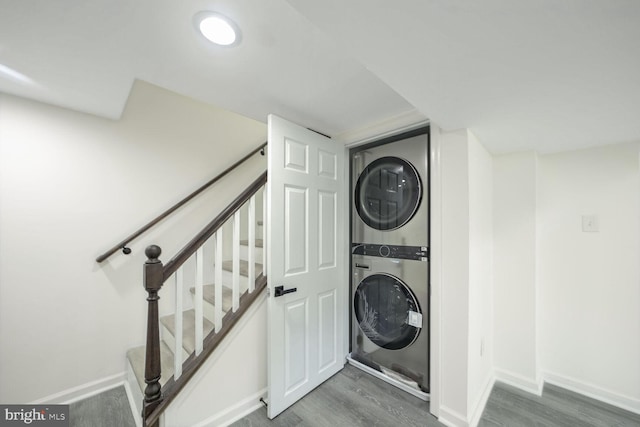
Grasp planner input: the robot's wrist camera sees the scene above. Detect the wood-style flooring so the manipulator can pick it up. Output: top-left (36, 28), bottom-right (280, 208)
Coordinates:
top-left (232, 364), bottom-right (443, 427)
top-left (66, 366), bottom-right (640, 426)
top-left (234, 364), bottom-right (640, 427)
top-left (69, 385), bottom-right (136, 427)
top-left (479, 381), bottom-right (640, 427)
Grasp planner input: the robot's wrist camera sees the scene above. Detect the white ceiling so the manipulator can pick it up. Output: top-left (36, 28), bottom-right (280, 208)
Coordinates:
top-left (1, 1), bottom-right (639, 153)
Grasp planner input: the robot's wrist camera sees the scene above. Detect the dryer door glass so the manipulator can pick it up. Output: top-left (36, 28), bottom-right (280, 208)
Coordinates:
top-left (355, 157), bottom-right (422, 231)
top-left (354, 273), bottom-right (421, 350)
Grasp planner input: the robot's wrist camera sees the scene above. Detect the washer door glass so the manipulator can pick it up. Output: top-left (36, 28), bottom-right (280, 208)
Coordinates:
top-left (355, 157), bottom-right (422, 231)
top-left (354, 273), bottom-right (421, 350)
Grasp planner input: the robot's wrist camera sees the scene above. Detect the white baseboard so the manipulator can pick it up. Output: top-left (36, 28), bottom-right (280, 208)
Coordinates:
top-left (192, 388), bottom-right (267, 427)
top-left (494, 368), bottom-right (543, 396)
top-left (438, 405), bottom-right (469, 427)
top-left (124, 364), bottom-right (143, 427)
top-left (31, 372), bottom-right (125, 405)
top-left (542, 371), bottom-right (640, 415)
top-left (469, 373), bottom-right (495, 427)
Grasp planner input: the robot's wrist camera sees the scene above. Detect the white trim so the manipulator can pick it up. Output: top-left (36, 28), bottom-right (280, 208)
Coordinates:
top-left (247, 195), bottom-right (256, 291)
top-left (192, 388), bottom-right (267, 427)
top-left (31, 372), bottom-right (125, 404)
top-left (438, 405), bottom-right (469, 427)
top-left (195, 246), bottom-right (205, 355)
top-left (174, 268), bottom-right (184, 378)
top-left (232, 211), bottom-right (241, 312)
top-left (533, 151), bottom-right (542, 390)
top-left (215, 230), bottom-right (223, 332)
top-left (542, 370), bottom-right (640, 415)
top-left (429, 124), bottom-right (442, 418)
top-left (469, 373), bottom-right (495, 427)
top-left (346, 356), bottom-right (430, 401)
top-left (338, 109), bottom-right (428, 147)
top-left (123, 373), bottom-right (143, 427)
top-left (494, 368), bottom-right (543, 396)
top-left (341, 146), bottom-right (351, 361)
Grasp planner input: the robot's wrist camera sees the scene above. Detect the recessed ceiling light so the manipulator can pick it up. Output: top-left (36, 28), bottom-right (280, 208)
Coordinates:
top-left (194, 12), bottom-right (240, 47)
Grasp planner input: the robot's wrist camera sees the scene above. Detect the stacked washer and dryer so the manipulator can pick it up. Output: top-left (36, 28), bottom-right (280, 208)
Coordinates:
top-left (349, 128), bottom-right (430, 400)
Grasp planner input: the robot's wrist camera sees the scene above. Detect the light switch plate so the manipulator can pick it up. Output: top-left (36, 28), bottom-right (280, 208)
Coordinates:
top-left (582, 215), bottom-right (599, 232)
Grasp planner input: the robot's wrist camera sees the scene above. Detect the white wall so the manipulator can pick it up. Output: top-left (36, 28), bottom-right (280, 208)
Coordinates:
top-left (492, 142), bottom-right (640, 413)
top-left (0, 81), bottom-right (266, 403)
top-left (492, 151), bottom-right (540, 392)
top-left (439, 131), bottom-right (640, 421)
top-left (466, 131), bottom-right (494, 423)
top-left (437, 128), bottom-right (494, 427)
top-left (438, 129), bottom-right (471, 424)
top-left (538, 142), bottom-right (640, 412)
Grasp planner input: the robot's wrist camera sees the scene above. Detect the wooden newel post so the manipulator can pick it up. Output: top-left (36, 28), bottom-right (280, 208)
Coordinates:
top-left (143, 245), bottom-right (163, 427)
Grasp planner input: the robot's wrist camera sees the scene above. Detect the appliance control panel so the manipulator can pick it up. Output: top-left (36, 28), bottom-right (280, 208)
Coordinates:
top-left (352, 243), bottom-right (429, 261)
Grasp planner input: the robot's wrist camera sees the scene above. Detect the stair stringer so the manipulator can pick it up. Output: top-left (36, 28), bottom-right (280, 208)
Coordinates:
top-left (162, 292), bottom-right (268, 427)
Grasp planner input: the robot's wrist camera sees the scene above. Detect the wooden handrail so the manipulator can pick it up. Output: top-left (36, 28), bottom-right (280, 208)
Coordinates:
top-left (95, 141), bottom-right (267, 263)
top-left (163, 171), bottom-right (267, 281)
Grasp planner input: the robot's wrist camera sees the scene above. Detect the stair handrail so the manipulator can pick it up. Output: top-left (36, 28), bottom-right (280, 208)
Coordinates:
top-left (163, 171), bottom-right (267, 281)
top-left (141, 171), bottom-right (268, 427)
top-left (95, 141), bottom-right (267, 263)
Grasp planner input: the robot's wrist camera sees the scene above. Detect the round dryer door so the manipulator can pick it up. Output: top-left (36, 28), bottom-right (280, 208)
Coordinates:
top-left (354, 273), bottom-right (421, 350)
top-left (355, 156), bottom-right (422, 231)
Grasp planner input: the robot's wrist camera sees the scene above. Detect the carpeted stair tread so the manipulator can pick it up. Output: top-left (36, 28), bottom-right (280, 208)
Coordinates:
top-left (221, 260), bottom-right (263, 277)
top-left (189, 285), bottom-right (233, 312)
top-left (239, 238), bottom-right (264, 248)
top-left (160, 309), bottom-right (214, 354)
top-left (126, 342), bottom-right (174, 392)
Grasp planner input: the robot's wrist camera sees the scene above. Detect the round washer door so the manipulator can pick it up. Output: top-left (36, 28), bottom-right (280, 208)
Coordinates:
top-left (355, 156), bottom-right (422, 231)
top-left (354, 273), bottom-right (421, 350)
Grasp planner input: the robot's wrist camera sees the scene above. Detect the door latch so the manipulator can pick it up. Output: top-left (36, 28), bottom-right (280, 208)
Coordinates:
top-left (274, 285), bottom-right (297, 297)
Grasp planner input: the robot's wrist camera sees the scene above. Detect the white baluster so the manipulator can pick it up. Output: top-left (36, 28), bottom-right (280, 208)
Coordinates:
top-left (232, 211), bottom-right (240, 312)
top-left (214, 230), bottom-right (223, 333)
top-left (174, 268), bottom-right (183, 379)
top-left (195, 247), bottom-right (204, 356)
top-left (248, 195), bottom-right (256, 293)
top-left (262, 185), bottom-right (267, 277)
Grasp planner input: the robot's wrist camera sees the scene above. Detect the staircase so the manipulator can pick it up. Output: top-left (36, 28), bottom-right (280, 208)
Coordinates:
top-left (122, 171), bottom-right (267, 427)
top-left (95, 143), bottom-right (269, 427)
top-left (125, 242), bottom-right (263, 371)
top-left (125, 238), bottom-right (265, 422)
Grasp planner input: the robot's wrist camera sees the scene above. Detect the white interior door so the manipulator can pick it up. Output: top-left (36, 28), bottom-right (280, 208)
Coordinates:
top-left (267, 114), bottom-right (347, 418)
